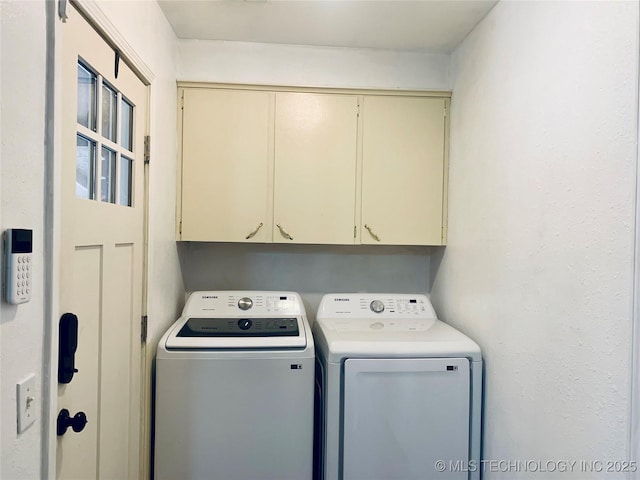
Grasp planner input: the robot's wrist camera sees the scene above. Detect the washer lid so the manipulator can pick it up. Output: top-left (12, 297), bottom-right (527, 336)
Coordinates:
top-left (165, 315), bottom-right (307, 349)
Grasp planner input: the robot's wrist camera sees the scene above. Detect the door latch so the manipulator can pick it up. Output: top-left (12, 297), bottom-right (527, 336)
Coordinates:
top-left (57, 409), bottom-right (88, 436)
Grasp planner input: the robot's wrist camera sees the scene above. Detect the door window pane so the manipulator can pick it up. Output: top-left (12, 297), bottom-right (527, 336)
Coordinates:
top-left (121, 99), bottom-right (134, 152)
top-left (101, 147), bottom-right (116, 203)
top-left (76, 135), bottom-right (96, 199)
top-left (119, 156), bottom-right (133, 207)
top-left (101, 84), bottom-right (117, 142)
top-left (77, 63), bottom-right (96, 130)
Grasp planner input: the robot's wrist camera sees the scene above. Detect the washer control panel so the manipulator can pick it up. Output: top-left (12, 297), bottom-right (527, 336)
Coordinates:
top-left (318, 294), bottom-right (437, 319)
top-left (183, 291), bottom-right (304, 317)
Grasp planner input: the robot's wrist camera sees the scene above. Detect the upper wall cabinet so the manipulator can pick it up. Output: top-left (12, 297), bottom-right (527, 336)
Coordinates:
top-left (360, 96), bottom-right (447, 246)
top-left (177, 84), bottom-right (449, 246)
top-left (274, 93), bottom-right (358, 244)
top-left (179, 88), bottom-right (272, 242)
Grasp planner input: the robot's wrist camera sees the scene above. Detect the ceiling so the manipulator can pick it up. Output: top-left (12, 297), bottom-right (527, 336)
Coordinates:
top-left (158, 0), bottom-right (498, 53)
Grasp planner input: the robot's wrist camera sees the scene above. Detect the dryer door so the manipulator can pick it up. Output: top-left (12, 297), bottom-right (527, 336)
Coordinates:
top-left (343, 357), bottom-right (470, 480)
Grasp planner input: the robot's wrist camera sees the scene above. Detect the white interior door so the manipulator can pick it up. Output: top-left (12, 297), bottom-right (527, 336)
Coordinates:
top-left (342, 357), bottom-right (470, 480)
top-left (57, 5), bottom-right (147, 479)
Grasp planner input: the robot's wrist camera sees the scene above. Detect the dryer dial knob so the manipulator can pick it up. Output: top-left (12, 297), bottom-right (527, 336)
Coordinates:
top-left (370, 300), bottom-right (385, 313)
top-left (238, 297), bottom-right (253, 310)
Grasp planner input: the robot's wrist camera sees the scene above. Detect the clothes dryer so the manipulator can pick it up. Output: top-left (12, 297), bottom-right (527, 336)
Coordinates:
top-left (314, 293), bottom-right (482, 480)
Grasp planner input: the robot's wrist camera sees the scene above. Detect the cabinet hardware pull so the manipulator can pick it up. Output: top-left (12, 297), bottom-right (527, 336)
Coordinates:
top-left (276, 224), bottom-right (294, 241)
top-left (364, 224), bottom-right (381, 242)
top-left (245, 222), bottom-right (264, 240)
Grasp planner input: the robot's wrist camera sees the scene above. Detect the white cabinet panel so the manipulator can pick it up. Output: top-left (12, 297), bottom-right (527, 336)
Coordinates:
top-left (180, 88), bottom-right (272, 242)
top-left (343, 357), bottom-right (470, 480)
top-left (177, 86), bottom-right (449, 245)
top-left (361, 96), bottom-right (446, 245)
top-left (274, 93), bottom-right (358, 244)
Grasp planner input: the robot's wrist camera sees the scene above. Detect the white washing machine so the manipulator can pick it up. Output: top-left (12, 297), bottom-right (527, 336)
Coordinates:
top-left (155, 291), bottom-right (315, 480)
top-left (314, 294), bottom-right (482, 480)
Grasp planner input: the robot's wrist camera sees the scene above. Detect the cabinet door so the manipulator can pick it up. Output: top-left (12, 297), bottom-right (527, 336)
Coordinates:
top-left (361, 96), bottom-right (446, 245)
top-left (274, 93), bottom-right (358, 244)
top-left (180, 88), bottom-right (271, 241)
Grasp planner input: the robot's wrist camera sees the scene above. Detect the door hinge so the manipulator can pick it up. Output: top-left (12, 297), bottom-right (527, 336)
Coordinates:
top-left (357, 101), bottom-right (360, 117)
top-left (354, 226), bottom-right (357, 239)
top-left (144, 135), bottom-right (151, 164)
top-left (141, 315), bottom-right (148, 344)
top-left (179, 221), bottom-right (182, 235)
top-left (444, 103), bottom-right (447, 118)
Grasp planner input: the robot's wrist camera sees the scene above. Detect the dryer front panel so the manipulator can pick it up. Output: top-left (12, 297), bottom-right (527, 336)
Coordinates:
top-left (342, 357), bottom-right (470, 480)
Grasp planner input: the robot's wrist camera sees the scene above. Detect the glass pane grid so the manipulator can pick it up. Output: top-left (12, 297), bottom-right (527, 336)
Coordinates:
top-left (75, 60), bottom-right (135, 208)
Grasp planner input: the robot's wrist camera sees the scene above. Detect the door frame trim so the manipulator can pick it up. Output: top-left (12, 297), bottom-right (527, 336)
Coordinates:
top-left (43, 1), bottom-right (153, 477)
top-left (630, 8), bottom-right (640, 473)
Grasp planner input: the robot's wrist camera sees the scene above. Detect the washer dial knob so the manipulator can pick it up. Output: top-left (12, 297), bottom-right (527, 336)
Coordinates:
top-left (238, 297), bottom-right (253, 310)
top-left (370, 300), bottom-right (385, 314)
top-left (238, 319), bottom-right (253, 330)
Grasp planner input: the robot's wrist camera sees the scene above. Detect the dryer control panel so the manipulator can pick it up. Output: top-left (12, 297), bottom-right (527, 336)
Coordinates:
top-left (318, 294), bottom-right (437, 319)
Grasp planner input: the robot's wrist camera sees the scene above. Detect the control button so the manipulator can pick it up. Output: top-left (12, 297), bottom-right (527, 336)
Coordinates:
top-left (238, 297), bottom-right (253, 311)
top-left (238, 319), bottom-right (253, 330)
top-left (370, 300), bottom-right (385, 314)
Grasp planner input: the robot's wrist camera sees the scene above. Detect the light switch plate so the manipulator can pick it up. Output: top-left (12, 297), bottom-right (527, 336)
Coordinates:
top-left (17, 373), bottom-right (36, 433)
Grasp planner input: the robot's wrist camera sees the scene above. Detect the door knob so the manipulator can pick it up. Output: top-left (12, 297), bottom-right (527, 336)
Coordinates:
top-left (57, 408), bottom-right (88, 436)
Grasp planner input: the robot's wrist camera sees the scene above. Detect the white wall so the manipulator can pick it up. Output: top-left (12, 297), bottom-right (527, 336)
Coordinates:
top-left (430, 1), bottom-right (638, 477)
top-left (178, 39), bottom-right (450, 90)
top-left (176, 39), bottom-right (449, 309)
top-left (0, 1), bottom-right (47, 478)
top-left (179, 243), bottom-right (431, 321)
